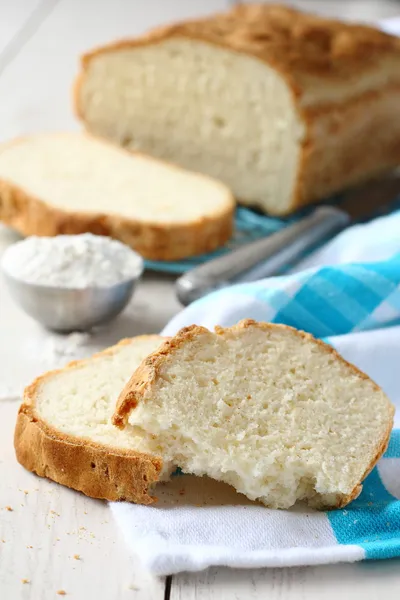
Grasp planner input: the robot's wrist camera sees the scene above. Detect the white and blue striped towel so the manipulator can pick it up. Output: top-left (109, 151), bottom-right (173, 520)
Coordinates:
top-left (112, 210), bottom-right (400, 574)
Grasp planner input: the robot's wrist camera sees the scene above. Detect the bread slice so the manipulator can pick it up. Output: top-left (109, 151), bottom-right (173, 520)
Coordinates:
top-left (75, 4), bottom-right (400, 215)
top-left (114, 320), bottom-right (394, 510)
top-left (0, 133), bottom-right (234, 260)
top-left (15, 336), bottom-right (168, 503)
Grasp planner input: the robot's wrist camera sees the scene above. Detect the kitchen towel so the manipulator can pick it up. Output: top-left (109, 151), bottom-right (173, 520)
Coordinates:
top-left (112, 209), bottom-right (400, 575)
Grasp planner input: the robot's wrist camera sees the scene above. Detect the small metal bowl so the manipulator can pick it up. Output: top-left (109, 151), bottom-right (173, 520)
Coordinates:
top-left (3, 269), bottom-right (143, 333)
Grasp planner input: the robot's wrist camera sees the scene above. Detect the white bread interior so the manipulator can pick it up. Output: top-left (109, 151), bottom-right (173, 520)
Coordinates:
top-left (0, 132), bottom-right (234, 260)
top-left (15, 336), bottom-right (171, 503)
top-left (0, 132), bottom-right (232, 224)
top-left (79, 39), bottom-right (304, 215)
top-left (115, 321), bottom-right (394, 510)
top-left (35, 337), bottom-right (163, 451)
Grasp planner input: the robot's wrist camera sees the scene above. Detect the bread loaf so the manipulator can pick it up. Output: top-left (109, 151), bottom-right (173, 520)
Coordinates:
top-left (75, 4), bottom-right (400, 215)
top-left (0, 133), bottom-right (234, 260)
top-left (15, 336), bottom-right (169, 503)
top-left (114, 320), bottom-right (394, 510)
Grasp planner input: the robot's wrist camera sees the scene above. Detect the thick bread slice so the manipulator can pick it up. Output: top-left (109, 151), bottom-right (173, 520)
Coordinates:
top-left (114, 320), bottom-right (394, 510)
top-left (75, 4), bottom-right (400, 215)
top-left (15, 336), bottom-right (166, 503)
top-left (0, 133), bottom-right (234, 260)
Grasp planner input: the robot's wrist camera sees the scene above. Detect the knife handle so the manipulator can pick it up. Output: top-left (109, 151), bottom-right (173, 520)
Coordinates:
top-left (176, 206), bottom-right (349, 306)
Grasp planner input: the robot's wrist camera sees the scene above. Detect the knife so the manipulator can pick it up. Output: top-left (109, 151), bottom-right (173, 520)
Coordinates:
top-left (176, 171), bottom-right (400, 306)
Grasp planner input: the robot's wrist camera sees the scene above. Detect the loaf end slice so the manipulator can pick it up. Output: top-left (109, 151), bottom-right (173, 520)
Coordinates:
top-left (0, 132), bottom-right (234, 260)
top-left (15, 336), bottom-right (168, 503)
top-left (114, 320), bottom-right (394, 510)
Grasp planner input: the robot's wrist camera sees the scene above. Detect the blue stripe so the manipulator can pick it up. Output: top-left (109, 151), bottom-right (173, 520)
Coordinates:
top-left (385, 430), bottom-right (400, 458)
top-left (237, 274), bottom-right (337, 337)
top-left (284, 279), bottom-right (353, 334)
top-left (361, 254), bottom-right (400, 287)
top-left (271, 301), bottom-right (335, 337)
top-left (250, 288), bottom-right (291, 311)
top-left (329, 464), bottom-right (400, 559)
top-left (386, 290), bottom-right (400, 312)
top-left (314, 269), bottom-right (371, 326)
top-left (325, 267), bottom-right (384, 314)
top-left (363, 538), bottom-right (400, 560)
top-left (346, 263), bottom-right (398, 299)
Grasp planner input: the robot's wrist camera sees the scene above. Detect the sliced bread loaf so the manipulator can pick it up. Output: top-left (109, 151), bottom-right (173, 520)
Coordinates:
top-left (15, 336), bottom-right (167, 503)
top-left (114, 320), bottom-right (394, 510)
top-left (0, 133), bottom-right (234, 260)
top-left (75, 4), bottom-right (400, 215)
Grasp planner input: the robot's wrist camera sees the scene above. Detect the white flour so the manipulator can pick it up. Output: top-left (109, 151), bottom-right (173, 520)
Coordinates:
top-left (1, 233), bottom-right (143, 288)
top-left (42, 331), bottom-right (92, 363)
top-left (0, 332), bottom-right (94, 401)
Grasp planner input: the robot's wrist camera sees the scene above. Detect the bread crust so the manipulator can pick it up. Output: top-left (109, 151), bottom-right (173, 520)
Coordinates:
top-left (14, 337), bottom-right (164, 504)
top-left (113, 320), bottom-right (395, 509)
top-left (79, 5), bottom-right (400, 86)
top-left (0, 135), bottom-right (234, 261)
top-left (75, 4), bottom-right (400, 215)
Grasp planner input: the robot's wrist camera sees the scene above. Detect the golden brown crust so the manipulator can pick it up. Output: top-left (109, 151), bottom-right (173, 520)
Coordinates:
top-left (14, 337), bottom-right (164, 504)
top-left (80, 5), bottom-right (400, 85)
top-left (334, 415), bottom-right (393, 509)
top-left (311, 410), bottom-right (393, 510)
top-left (0, 136), bottom-right (234, 261)
top-left (292, 85), bottom-right (400, 213)
top-left (113, 325), bottom-right (209, 429)
top-left (75, 4), bottom-right (400, 216)
top-left (113, 319), bottom-right (395, 509)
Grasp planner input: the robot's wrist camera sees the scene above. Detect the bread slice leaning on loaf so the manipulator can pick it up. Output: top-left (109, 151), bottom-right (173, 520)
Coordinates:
top-left (0, 133), bottom-right (234, 260)
top-left (75, 4), bottom-right (400, 216)
top-left (114, 320), bottom-right (394, 510)
top-left (15, 336), bottom-right (168, 503)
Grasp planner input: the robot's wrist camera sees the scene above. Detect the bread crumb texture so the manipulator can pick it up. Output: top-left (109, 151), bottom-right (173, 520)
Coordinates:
top-left (0, 133), bottom-right (234, 259)
top-left (15, 336), bottom-right (170, 504)
top-left (116, 320), bottom-right (394, 509)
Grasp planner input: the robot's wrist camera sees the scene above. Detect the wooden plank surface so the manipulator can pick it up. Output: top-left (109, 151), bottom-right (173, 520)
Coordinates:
top-left (0, 0), bottom-right (43, 57)
top-left (171, 560), bottom-right (400, 600)
top-left (0, 0), bottom-right (229, 140)
top-left (0, 401), bottom-right (165, 600)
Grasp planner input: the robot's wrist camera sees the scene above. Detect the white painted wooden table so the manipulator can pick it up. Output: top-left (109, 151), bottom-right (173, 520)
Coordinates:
top-left (1, 2), bottom-right (400, 599)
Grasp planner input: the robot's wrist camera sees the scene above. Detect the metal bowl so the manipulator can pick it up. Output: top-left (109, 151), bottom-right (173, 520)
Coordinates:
top-left (3, 269), bottom-right (143, 332)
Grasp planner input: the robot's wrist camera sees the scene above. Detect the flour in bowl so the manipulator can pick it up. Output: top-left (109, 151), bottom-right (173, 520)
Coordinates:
top-left (1, 234), bottom-right (143, 288)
